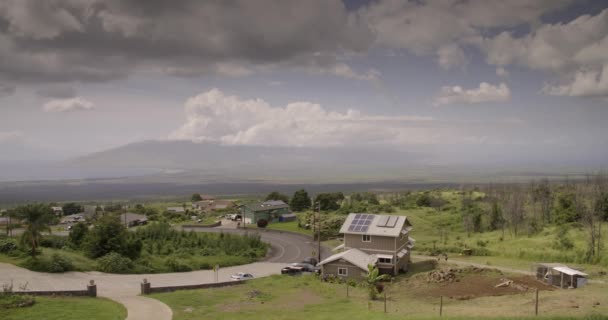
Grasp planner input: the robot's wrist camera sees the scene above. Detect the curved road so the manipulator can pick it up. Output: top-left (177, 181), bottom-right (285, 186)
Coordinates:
top-left (0, 227), bottom-right (327, 320)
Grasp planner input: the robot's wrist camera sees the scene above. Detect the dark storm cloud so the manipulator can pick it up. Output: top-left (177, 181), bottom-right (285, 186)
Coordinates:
top-left (0, 0), bottom-right (374, 85)
top-left (35, 84), bottom-right (76, 98)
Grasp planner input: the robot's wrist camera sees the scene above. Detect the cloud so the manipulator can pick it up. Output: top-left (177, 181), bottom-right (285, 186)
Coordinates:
top-left (361, 0), bottom-right (572, 61)
top-left (437, 44), bottom-right (468, 70)
top-left (43, 97), bottom-right (94, 112)
top-left (0, 130), bottom-right (23, 143)
top-left (0, 82), bottom-right (15, 97)
top-left (433, 82), bottom-right (511, 106)
top-left (496, 67), bottom-right (510, 77)
top-left (169, 89), bottom-right (451, 148)
top-left (35, 84), bottom-right (76, 98)
top-left (544, 64), bottom-right (608, 97)
top-left (0, 0), bottom-right (374, 86)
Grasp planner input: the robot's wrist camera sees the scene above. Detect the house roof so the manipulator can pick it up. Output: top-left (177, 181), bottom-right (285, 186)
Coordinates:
top-left (167, 207), bottom-right (185, 212)
top-left (242, 200), bottom-right (289, 212)
top-left (339, 213), bottom-right (411, 237)
top-left (552, 266), bottom-right (588, 276)
top-left (119, 212), bottom-right (147, 224)
top-left (319, 248), bottom-right (377, 271)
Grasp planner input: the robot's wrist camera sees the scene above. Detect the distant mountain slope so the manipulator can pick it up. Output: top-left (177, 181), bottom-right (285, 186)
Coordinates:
top-left (70, 140), bottom-right (423, 180)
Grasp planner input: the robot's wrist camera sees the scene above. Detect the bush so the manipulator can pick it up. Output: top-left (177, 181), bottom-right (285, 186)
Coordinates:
top-left (39, 235), bottom-right (69, 249)
top-left (48, 253), bottom-right (74, 272)
top-left (0, 294), bottom-right (35, 309)
top-left (0, 238), bottom-right (19, 254)
top-left (164, 257), bottom-right (192, 272)
top-left (96, 252), bottom-right (133, 273)
top-left (68, 223), bottom-right (89, 248)
top-left (257, 219), bottom-right (268, 228)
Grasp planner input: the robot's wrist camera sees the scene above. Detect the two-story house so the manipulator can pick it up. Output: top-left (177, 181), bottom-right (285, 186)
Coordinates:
top-left (319, 213), bottom-right (414, 280)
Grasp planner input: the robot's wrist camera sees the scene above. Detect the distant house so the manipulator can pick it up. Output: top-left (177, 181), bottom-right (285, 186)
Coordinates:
top-left (166, 207), bottom-right (186, 213)
top-left (119, 212), bottom-right (148, 228)
top-left (240, 200), bottom-right (291, 224)
top-left (319, 213), bottom-right (414, 280)
top-left (61, 213), bottom-right (86, 224)
top-left (192, 200), bottom-right (235, 212)
top-left (51, 207), bottom-right (63, 216)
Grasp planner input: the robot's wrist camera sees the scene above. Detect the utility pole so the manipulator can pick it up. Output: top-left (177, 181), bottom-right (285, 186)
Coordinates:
top-left (316, 201), bottom-right (321, 263)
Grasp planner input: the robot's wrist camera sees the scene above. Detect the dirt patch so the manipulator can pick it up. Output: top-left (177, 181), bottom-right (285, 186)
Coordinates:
top-left (418, 267), bottom-right (553, 300)
top-left (280, 289), bottom-right (324, 310)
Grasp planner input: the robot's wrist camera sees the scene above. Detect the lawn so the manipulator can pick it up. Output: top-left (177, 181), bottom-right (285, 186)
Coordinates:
top-left (0, 296), bottom-right (126, 320)
top-left (264, 220), bottom-right (312, 236)
top-left (151, 273), bottom-right (608, 320)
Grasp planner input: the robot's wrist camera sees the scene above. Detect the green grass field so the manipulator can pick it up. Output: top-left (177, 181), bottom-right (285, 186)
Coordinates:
top-left (264, 220), bottom-right (312, 236)
top-left (0, 296), bottom-right (126, 320)
top-left (151, 273), bottom-right (608, 320)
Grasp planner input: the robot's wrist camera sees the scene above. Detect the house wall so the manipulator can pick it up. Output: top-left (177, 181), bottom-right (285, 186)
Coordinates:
top-left (344, 234), bottom-right (395, 254)
top-left (322, 260), bottom-right (366, 281)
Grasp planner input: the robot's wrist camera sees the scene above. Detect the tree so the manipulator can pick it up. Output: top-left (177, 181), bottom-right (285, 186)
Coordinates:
top-left (62, 203), bottom-right (83, 216)
top-left (291, 189), bottom-right (312, 211)
top-left (365, 264), bottom-right (391, 300)
top-left (315, 192), bottom-right (344, 211)
top-left (68, 222), bottom-right (89, 248)
top-left (83, 215), bottom-right (140, 259)
top-left (15, 204), bottom-right (54, 257)
top-left (191, 193), bottom-right (203, 202)
top-left (265, 191), bottom-right (289, 204)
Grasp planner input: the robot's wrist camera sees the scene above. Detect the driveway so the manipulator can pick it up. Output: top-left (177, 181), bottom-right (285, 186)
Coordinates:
top-left (0, 227), bottom-right (326, 320)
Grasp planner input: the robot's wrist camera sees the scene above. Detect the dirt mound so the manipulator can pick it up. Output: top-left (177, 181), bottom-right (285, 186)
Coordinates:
top-left (421, 273), bottom-right (553, 300)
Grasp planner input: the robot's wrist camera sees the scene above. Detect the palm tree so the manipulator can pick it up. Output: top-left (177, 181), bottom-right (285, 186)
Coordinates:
top-left (16, 204), bottom-right (53, 257)
top-left (364, 264), bottom-right (391, 300)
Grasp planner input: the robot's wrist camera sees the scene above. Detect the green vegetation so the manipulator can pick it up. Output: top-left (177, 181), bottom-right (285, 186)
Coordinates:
top-left (151, 274), bottom-right (608, 320)
top-left (0, 296), bottom-right (126, 320)
top-left (265, 191), bottom-right (290, 204)
top-left (290, 189), bottom-right (311, 211)
top-left (14, 204), bottom-right (54, 257)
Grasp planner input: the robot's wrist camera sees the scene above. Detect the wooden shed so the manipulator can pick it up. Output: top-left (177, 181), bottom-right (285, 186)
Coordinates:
top-left (535, 263), bottom-right (588, 288)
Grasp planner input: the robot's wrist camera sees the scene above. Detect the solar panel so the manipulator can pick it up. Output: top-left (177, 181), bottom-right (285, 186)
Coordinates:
top-left (376, 215), bottom-right (389, 227)
top-left (386, 216), bottom-right (399, 228)
top-left (348, 214), bottom-right (373, 232)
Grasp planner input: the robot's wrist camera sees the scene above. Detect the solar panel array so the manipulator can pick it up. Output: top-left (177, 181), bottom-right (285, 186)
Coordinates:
top-left (377, 215), bottom-right (399, 228)
top-left (347, 214), bottom-right (374, 232)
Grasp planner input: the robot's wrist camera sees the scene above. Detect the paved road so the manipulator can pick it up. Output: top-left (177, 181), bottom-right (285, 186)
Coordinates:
top-left (0, 226), bottom-right (323, 320)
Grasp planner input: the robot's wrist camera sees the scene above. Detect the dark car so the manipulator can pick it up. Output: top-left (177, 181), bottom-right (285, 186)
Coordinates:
top-left (281, 263), bottom-right (320, 274)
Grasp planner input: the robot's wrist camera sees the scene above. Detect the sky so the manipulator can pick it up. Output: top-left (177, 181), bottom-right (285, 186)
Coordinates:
top-left (0, 0), bottom-right (607, 168)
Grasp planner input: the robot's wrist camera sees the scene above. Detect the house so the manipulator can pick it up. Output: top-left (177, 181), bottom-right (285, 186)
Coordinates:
top-left (240, 200), bottom-right (291, 224)
top-left (119, 212), bottom-right (148, 228)
top-left (192, 200), bottom-right (235, 212)
top-left (61, 213), bottom-right (86, 224)
top-left (51, 206), bottom-right (63, 216)
top-left (166, 207), bottom-right (186, 213)
top-left (534, 263), bottom-right (588, 288)
top-left (319, 213), bottom-right (414, 280)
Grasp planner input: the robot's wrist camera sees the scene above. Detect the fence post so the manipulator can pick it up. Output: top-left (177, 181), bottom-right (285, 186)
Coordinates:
top-left (87, 280), bottom-right (97, 297)
top-left (384, 291), bottom-right (387, 313)
top-left (141, 279), bottom-right (151, 295)
top-left (346, 283), bottom-right (349, 297)
top-left (440, 296), bottom-right (443, 316)
top-left (535, 289), bottom-right (539, 316)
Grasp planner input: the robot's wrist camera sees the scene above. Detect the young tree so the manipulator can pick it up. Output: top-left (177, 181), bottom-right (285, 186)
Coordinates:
top-left (502, 187), bottom-right (525, 237)
top-left (15, 204), bottom-right (54, 257)
top-left (265, 191), bottom-right (290, 203)
top-left (83, 215), bottom-right (140, 259)
top-left (314, 192), bottom-right (344, 211)
top-left (191, 193), bottom-right (203, 202)
top-left (365, 264), bottom-right (391, 300)
top-left (291, 189), bottom-right (311, 211)
top-left (68, 222), bottom-right (89, 248)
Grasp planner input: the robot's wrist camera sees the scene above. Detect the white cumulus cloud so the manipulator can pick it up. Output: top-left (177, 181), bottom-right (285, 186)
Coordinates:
top-left (169, 89), bottom-right (443, 147)
top-left (544, 64), bottom-right (608, 97)
top-left (0, 130), bottom-right (23, 142)
top-left (433, 82), bottom-right (511, 106)
top-left (43, 97), bottom-right (94, 113)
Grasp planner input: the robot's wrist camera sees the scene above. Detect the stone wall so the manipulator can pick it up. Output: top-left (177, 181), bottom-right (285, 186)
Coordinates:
top-left (142, 280), bottom-right (245, 295)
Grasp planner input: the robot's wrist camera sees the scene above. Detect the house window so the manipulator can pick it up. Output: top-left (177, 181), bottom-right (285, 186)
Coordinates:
top-left (338, 268), bottom-right (348, 276)
top-left (362, 234), bottom-right (371, 242)
top-left (378, 257), bottom-right (392, 264)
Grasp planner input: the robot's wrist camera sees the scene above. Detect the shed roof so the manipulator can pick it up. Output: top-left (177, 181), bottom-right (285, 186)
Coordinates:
top-left (319, 248), bottom-right (376, 271)
top-left (242, 200), bottom-right (289, 212)
top-left (552, 266), bottom-right (588, 276)
top-left (339, 213), bottom-right (411, 237)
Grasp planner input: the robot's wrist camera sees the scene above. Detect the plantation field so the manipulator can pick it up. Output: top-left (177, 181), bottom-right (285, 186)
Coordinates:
top-left (151, 271), bottom-right (608, 320)
top-left (0, 296), bottom-right (126, 320)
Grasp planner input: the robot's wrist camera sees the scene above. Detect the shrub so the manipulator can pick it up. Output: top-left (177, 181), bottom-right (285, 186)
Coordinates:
top-left (68, 223), bottom-right (89, 248)
top-left (48, 253), bottom-right (74, 272)
top-left (257, 219), bottom-right (268, 228)
top-left (0, 238), bottom-right (18, 254)
top-left (96, 252), bottom-right (133, 273)
top-left (0, 294), bottom-right (35, 309)
top-left (39, 235), bottom-right (69, 249)
top-left (164, 257), bottom-right (192, 272)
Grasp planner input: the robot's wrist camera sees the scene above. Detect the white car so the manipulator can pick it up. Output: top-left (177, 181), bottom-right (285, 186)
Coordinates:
top-left (230, 272), bottom-right (254, 281)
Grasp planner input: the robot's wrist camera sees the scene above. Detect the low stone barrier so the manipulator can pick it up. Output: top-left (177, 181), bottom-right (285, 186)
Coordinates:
top-left (141, 279), bottom-right (244, 295)
top-left (181, 221), bottom-right (221, 228)
top-left (13, 280), bottom-right (97, 297)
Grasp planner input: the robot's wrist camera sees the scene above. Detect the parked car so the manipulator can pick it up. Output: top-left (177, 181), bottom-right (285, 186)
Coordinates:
top-left (281, 263), bottom-right (320, 274)
top-left (230, 272), bottom-right (254, 281)
top-left (230, 214), bottom-right (242, 221)
top-left (302, 257), bottom-right (318, 266)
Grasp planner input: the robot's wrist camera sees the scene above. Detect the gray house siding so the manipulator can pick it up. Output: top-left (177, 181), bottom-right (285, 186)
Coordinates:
top-left (344, 234), bottom-right (395, 253)
top-left (322, 260), bottom-right (366, 281)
